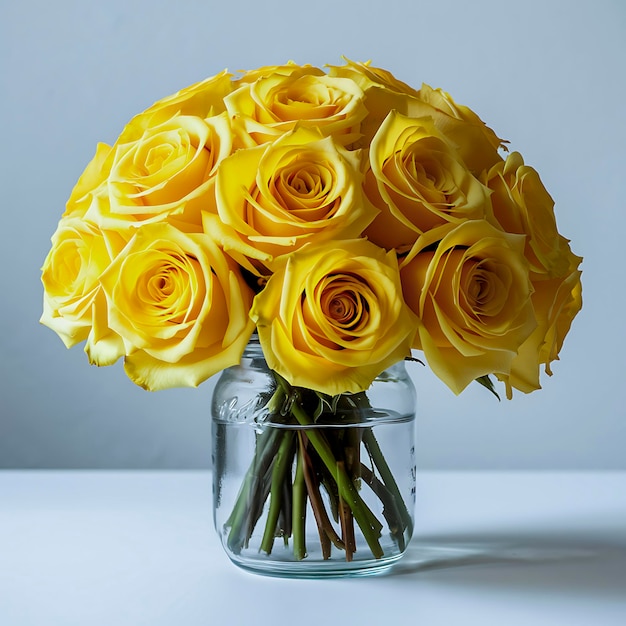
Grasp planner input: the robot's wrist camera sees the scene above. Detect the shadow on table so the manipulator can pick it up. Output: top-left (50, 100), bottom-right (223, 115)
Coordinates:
top-left (386, 526), bottom-right (626, 600)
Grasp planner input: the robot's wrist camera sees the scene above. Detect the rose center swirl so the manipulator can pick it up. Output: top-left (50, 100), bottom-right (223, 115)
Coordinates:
top-left (135, 252), bottom-right (199, 324)
top-left (319, 275), bottom-right (369, 330)
top-left (460, 258), bottom-right (509, 320)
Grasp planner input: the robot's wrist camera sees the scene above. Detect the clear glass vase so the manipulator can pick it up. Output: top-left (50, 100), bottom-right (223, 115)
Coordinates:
top-left (211, 336), bottom-right (417, 578)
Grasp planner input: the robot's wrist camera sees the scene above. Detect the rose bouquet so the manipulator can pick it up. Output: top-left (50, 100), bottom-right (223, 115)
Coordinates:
top-left (41, 59), bottom-right (582, 570)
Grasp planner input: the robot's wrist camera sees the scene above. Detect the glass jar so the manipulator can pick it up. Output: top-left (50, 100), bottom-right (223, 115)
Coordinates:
top-left (211, 336), bottom-right (417, 578)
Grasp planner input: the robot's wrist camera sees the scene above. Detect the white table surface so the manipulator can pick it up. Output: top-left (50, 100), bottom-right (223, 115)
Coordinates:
top-left (1, 471), bottom-right (625, 626)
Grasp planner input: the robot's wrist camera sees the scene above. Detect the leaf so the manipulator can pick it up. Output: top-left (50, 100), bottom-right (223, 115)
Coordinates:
top-left (404, 356), bottom-right (425, 366)
top-left (313, 391), bottom-right (344, 420)
top-left (475, 375), bottom-right (500, 401)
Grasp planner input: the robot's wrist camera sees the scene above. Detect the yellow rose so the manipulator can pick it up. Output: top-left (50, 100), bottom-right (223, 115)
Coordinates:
top-left (327, 58), bottom-right (421, 149)
top-left (364, 110), bottom-right (491, 251)
top-left (537, 257), bottom-right (582, 373)
top-left (485, 152), bottom-right (571, 277)
top-left (98, 223), bottom-right (255, 390)
top-left (409, 84), bottom-right (506, 174)
top-left (234, 61), bottom-right (324, 85)
top-left (224, 65), bottom-right (368, 148)
top-left (400, 220), bottom-right (537, 394)
top-left (250, 238), bottom-right (418, 395)
top-left (329, 60), bottom-right (504, 172)
top-left (85, 113), bottom-right (233, 231)
top-left (484, 152), bottom-right (583, 395)
top-left (62, 143), bottom-right (114, 219)
top-left (40, 217), bottom-right (125, 356)
top-left (497, 258), bottom-right (582, 397)
top-left (328, 58), bottom-right (420, 98)
top-left (119, 70), bottom-right (235, 141)
top-left (211, 126), bottom-right (377, 275)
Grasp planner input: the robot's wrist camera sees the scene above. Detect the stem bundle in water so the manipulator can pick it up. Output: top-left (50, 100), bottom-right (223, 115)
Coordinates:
top-left (224, 373), bottom-right (412, 561)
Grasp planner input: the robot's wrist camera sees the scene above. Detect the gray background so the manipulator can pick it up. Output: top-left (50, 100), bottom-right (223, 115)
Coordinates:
top-left (1, 0), bottom-right (624, 469)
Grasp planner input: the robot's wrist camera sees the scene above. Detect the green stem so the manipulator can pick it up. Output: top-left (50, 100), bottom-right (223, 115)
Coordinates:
top-left (225, 387), bottom-right (290, 554)
top-left (260, 430), bottom-right (295, 554)
top-left (277, 379), bottom-right (384, 559)
top-left (301, 434), bottom-right (345, 557)
top-left (292, 434), bottom-right (307, 560)
top-left (279, 472), bottom-right (293, 546)
top-left (363, 429), bottom-right (413, 538)
top-left (360, 463), bottom-right (406, 552)
top-left (337, 461), bottom-right (356, 561)
top-left (225, 425), bottom-right (283, 553)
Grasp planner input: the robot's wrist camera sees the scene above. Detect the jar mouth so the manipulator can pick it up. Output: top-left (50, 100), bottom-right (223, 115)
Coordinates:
top-left (212, 412), bottom-right (416, 428)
